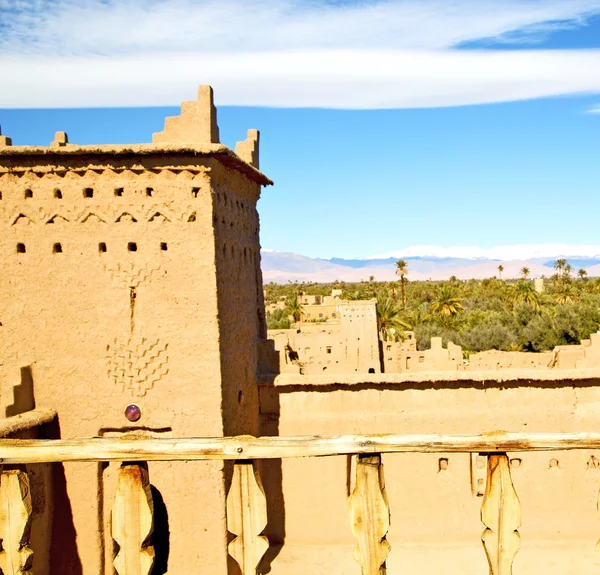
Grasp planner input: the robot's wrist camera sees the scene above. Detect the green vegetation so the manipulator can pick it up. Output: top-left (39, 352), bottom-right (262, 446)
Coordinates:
top-left (376, 293), bottom-right (411, 341)
top-left (284, 293), bottom-right (304, 323)
top-left (264, 260), bottom-right (600, 353)
top-left (265, 308), bottom-right (291, 330)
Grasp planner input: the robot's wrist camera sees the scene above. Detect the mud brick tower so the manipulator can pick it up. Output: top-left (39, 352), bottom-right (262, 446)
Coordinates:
top-left (0, 86), bottom-right (272, 573)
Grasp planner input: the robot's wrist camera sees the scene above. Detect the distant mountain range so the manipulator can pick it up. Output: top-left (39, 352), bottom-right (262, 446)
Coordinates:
top-left (260, 245), bottom-right (600, 283)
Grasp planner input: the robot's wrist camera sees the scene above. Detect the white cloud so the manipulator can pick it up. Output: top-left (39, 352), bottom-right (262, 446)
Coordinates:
top-left (1, 0), bottom-right (600, 108)
top-left (2, 49), bottom-right (600, 109)
top-left (2, 0), bottom-right (600, 55)
top-left (587, 105), bottom-right (600, 113)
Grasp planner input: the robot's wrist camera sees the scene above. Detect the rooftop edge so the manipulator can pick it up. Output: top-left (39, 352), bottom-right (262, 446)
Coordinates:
top-left (0, 142), bottom-right (273, 186)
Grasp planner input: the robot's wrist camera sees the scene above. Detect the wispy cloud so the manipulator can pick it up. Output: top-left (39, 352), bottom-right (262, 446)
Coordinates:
top-left (3, 0), bottom-right (600, 55)
top-left (2, 0), bottom-right (600, 108)
top-left (587, 104), bottom-right (600, 113)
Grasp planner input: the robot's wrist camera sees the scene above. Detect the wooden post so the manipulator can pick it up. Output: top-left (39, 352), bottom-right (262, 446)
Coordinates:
top-left (227, 461), bottom-right (269, 575)
top-left (481, 454), bottom-right (521, 575)
top-left (112, 463), bottom-right (155, 575)
top-left (0, 469), bottom-right (33, 574)
top-left (349, 454), bottom-right (390, 575)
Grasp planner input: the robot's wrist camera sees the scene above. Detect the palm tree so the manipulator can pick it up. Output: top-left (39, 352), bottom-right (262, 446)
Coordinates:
top-left (395, 259), bottom-right (408, 307)
top-left (520, 267), bottom-right (530, 280)
top-left (563, 263), bottom-right (573, 279)
top-left (507, 281), bottom-right (541, 309)
top-left (578, 268), bottom-right (588, 281)
top-left (498, 264), bottom-right (504, 280)
top-left (431, 284), bottom-right (464, 318)
top-left (345, 290), bottom-right (365, 301)
top-left (285, 293), bottom-right (305, 323)
top-left (554, 258), bottom-right (567, 275)
top-left (555, 283), bottom-right (580, 304)
top-left (376, 294), bottom-right (411, 341)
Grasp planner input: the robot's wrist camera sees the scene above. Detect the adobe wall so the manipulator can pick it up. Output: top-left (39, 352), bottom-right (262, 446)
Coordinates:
top-left (0, 87), bottom-right (273, 574)
top-left (258, 371), bottom-right (600, 574)
top-left (339, 301), bottom-right (380, 373)
top-left (0, 152), bottom-right (227, 573)
top-left (383, 335), bottom-right (463, 372)
top-left (211, 160), bottom-right (265, 436)
top-left (468, 349), bottom-right (552, 370)
top-left (268, 301), bottom-right (380, 374)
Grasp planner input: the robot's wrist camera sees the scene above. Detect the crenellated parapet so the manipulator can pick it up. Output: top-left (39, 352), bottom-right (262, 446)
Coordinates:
top-left (0, 125), bottom-right (12, 147)
top-left (235, 129), bottom-right (260, 169)
top-left (50, 131), bottom-right (69, 148)
top-left (152, 85), bottom-right (220, 145)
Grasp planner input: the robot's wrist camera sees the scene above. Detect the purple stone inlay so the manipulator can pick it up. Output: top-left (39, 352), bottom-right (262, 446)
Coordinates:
top-left (125, 404), bottom-right (142, 422)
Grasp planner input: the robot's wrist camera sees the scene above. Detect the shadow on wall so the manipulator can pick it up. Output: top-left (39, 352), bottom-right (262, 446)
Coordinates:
top-left (6, 365), bottom-right (36, 417)
top-left (257, 387), bottom-right (285, 574)
top-left (46, 417), bottom-right (84, 574)
top-left (150, 485), bottom-right (170, 575)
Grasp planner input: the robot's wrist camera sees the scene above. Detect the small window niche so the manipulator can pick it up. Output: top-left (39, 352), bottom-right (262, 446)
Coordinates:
top-left (16, 243), bottom-right (26, 253)
top-left (114, 188), bottom-right (124, 197)
top-left (192, 187), bottom-right (200, 198)
top-left (146, 187), bottom-right (153, 197)
top-left (98, 242), bottom-right (107, 253)
top-left (52, 243), bottom-right (63, 253)
top-left (54, 189), bottom-right (63, 199)
top-left (83, 188), bottom-right (94, 198)
top-left (160, 242), bottom-right (168, 251)
top-left (24, 189), bottom-right (33, 199)
top-left (127, 242), bottom-right (137, 252)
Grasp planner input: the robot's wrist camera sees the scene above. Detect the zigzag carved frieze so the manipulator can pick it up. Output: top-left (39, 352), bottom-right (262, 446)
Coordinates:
top-left (2, 204), bottom-right (198, 226)
top-left (0, 166), bottom-right (210, 177)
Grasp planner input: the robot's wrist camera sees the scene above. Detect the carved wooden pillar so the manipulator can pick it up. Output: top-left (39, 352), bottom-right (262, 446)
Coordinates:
top-left (227, 461), bottom-right (269, 575)
top-left (0, 469), bottom-right (33, 574)
top-left (481, 454), bottom-right (521, 575)
top-left (349, 454), bottom-right (391, 575)
top-left (112, 463), bottom-right (155, 575)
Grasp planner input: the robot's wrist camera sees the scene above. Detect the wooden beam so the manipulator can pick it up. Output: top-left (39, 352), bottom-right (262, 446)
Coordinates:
top-left (1, 431), bottom-right (600, 463)
top-left (0, 470), bottom-right (33, 574)
top-left (481, 454), bottom-right (521, 575)
top-left (227, 461), bottom-right (269, 574)
top-left (112, 464), bottom-right (155, 575)
top-left (349, 454), bottom-right (390, 575)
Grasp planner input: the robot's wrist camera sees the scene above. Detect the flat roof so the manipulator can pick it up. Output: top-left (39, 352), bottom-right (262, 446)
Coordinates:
top-left (0, 143), bottom-right (273, 186)
top-left (258, 368), bottom-right (600, 388)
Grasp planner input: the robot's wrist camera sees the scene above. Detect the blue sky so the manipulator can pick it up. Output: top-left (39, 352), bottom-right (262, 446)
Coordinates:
top-left (1, 0), bottom-right (600, 259)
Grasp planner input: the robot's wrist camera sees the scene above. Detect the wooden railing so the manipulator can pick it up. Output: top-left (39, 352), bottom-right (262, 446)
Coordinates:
top-left (1, 430), bottom-right (600, 574)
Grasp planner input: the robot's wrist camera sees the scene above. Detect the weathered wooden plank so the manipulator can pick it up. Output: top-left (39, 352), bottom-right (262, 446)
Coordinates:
top-left (0, 409), bottom-right (56, 438)
top-left (227, 461), bottom-right (269, 574)
top-left (481, 454), bottom-right (521, 575)
top-left (112, 463), bottom-right (155, 575)
top-left (0, 431), bottom-right (600, 463)
top-left (349, 454), bottom-right (390, 575)
top-left (0, 470), bottom-right (33, 574)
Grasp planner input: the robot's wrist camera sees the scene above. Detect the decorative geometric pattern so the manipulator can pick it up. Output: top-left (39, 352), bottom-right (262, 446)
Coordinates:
top-left (1, 201), bottom-right (196, 226)
top-left (106, 335), bottom-right (169, 396)
top-left (103, 262), bottom-right (163, 289)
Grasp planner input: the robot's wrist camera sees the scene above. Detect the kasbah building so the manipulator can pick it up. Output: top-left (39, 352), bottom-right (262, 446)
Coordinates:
top-left (1, 85), bottom-right (600, 574)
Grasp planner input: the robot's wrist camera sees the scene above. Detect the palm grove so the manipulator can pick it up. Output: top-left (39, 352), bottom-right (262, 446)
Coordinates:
top-left (264, 259), bottom-right (600, 354)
